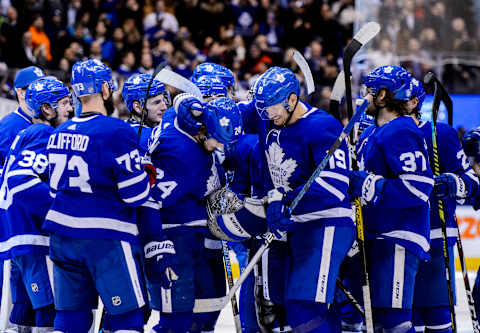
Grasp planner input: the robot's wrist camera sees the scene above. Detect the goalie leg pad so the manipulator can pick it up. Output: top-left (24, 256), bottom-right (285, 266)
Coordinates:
top-left (53, 310), bottom-right (93, 333)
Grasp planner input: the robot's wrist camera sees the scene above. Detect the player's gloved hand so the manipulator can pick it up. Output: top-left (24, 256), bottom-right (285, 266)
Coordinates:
top-left (174, 93), bottom-right (205, 137)
top-left (144, 237), bottom-right (179, 289)
top-left (348, 170), bottom-right (385, 205)
top-left (141, 155), bottom-right (157, 187)
top-left (266, 188), bottom-right (293, 239)
top-left (432, 173), bottom-right (470, 200)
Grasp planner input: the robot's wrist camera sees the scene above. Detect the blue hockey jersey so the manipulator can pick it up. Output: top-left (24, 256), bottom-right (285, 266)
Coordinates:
top-left (43, 113), bottom-right (151, 243)
top-left (0, 124), bottom-right (52, 259)
top-left (124, 118), bottom-right (153, 155)
top-left (146, 117), bottom-right (220, 234)
top-left (240, 100), bottom-right (354, 230)
top-left (418, 121), bottom-right (478, 248)
top-left (225, 134), bottom-right (265, 197)
top-left (356, 116), bottom-right (434, 259)
top-left (0, 108), bottom-right (33, 174)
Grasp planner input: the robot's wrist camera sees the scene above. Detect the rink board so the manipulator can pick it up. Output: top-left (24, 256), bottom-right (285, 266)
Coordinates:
top-left (455, 205), bottom-right (480, 271)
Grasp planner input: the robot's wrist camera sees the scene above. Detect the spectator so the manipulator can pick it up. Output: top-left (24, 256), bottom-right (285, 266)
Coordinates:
top-left (66, 0), bottom-right (82, 29)
top-left (28, 15), bottom-right (52, 62)
top-left (144, 0), bottom-right (179, 35)
top-left (123, 18), bottom-right (142, 51)
top-left (0, 6), bottom-right (24, 67)
top-left (118, 0), bottom-right (143, 30)
top-left (368, 38), bottom-right (395, 68)
top-left (93, 20), bottom-right (114, 64)
top-left (258, 10), bottom-right (284, 51)
top-left (230, 0), bottom-right (259, 38)
top-left (117, 50), bottom-right (137, 78)
top-left (138, 51), bottom-right (154, 75)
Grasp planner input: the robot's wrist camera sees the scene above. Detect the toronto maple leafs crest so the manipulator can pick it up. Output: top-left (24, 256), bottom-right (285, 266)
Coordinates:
top-left (265, 142), bottom-right (297, 191)
top-left (205, 158), bottom-right (221, 196)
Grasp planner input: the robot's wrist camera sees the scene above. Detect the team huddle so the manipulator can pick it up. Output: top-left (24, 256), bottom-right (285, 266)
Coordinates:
top-left (0, 58), bottom-right (480, 333)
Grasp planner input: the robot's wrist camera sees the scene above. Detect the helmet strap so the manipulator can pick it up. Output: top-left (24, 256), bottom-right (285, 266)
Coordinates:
top-left (282, 93), bottom-right (299, 127)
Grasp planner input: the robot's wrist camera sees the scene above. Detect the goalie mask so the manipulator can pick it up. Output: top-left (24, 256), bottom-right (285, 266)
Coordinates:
top-left (206, 187), bottom-right (268, 241)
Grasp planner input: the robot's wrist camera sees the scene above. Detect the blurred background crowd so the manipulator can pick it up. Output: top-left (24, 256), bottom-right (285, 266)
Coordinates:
top-left (0, 0), bottom-right (478, 117)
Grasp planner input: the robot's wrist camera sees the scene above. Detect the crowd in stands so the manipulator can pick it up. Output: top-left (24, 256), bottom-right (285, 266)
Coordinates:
top-left (0, 0), bottom-right (478, 116)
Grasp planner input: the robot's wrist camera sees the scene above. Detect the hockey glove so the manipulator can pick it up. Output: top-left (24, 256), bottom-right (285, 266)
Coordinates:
top-left (174, 93), bottom-right (205, 137)
top-left (348, 170), bottom-right (385, 205)
top-left (266, 188), bottom-right (293, 239)
top-left (432, 173), bottom-right (471, 200)
top-left (141, 155), bottom-right (157, 187)
top-left (144, 238), bottom-right (179, 289)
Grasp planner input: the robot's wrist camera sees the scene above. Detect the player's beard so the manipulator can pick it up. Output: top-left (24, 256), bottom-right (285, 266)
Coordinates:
top-left (103, 94), bottom-right (115, 116)
top-left (366, 97), bottom-right (380, 119)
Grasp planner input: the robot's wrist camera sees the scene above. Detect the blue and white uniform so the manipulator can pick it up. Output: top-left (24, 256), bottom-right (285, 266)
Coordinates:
top-left (243, 67), bottom-right (355, 332)
top-left (144, 98), bottom-right (224, 333)
top-left (45, 59), bottom-right (150, 332)
top-left (349, 65), bottom-right (434, 333)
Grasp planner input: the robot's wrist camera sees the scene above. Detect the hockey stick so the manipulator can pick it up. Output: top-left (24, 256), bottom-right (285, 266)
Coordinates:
top-left (192, 98), bottom-right (372, 313)
top-left (221, 240), bottom-right (242, 332)
top-left (344, 22), bottom-right (381, 120)
top-left (154, 68), bottom-right (204, 101)
top-left (138, 61), bottom-right (168, 139)
top-left (336, 278), bottom-right (365, 317)
top-left (343, 23), bottom-right (381, 333)
top-left (291, 49), bottom-right (315, 95)
top-left (424, 72), bottom-right (458, 333)
top-left (329, 70), bottom-right (345, 122)
top-left (424, 72), bottom-right (480, 333)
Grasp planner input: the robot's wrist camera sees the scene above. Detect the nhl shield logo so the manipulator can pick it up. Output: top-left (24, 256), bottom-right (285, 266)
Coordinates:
top-left (31, 283), bottom-right (39, 292)
top-left (112, 296), bottom-right (122, 306)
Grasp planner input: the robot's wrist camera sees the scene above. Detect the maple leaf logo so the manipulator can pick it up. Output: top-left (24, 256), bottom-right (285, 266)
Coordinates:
top-left (205, 161), bottom-right (221, 196)
top-left (219, 116), bottom-right (230, 127)
top-left (265, 142), bottom-right (297, 192)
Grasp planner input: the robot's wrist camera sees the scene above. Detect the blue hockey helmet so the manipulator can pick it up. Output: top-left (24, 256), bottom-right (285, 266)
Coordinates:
top-left (194, 75), bottom-right (228, 99)
top-left (204, 97), bottom-right (243, 145)
top-left (410, 77), bottom-right (426, 110)
top-left (254, 67), bottom-right (300, 120)
top-left (462, 127), bottom-right (480, 163)
top-left (14, 66), bottom-right (45, 89)
top-left (192, 62), bottom-right (235, 88)
top-left (363, 65), bottom-right (412, 101)
top-left (122, 73), bottom-right (169, 113)
top-left (25, 78), bottom-right (70, 118)
top-left (71, 59), bottom-right (117, 98)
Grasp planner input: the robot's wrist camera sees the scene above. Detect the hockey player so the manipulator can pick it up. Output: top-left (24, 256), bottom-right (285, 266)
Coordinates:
top-left (406, 77), bottom-right (479, 333)
top-left (350, 65), bottom-right (434, 332)
top-left (224, 66), bottom-right (355, 332)
top-left (122, 73), bottom-right (171, 153)
top-left (43, 59), bottom-right (156, 332)
top-left (0, 77), bottom-right (72, 332)
top-left (143, 95), bottom-right (241, 333)
top-left (0, 66), bottom-right (45, 331)
top-left (192, 62), bottom-right (235, 99)
top-left (0, 66), bottom-right (45, 172)
top-left (461, 127), bottom-right (480, 327)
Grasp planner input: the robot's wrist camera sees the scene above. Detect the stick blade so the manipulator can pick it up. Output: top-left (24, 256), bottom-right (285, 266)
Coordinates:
top-left (155, 69), bottom-right (204, 101)
top-left (292, 49), bottom-right (315, 95)
top-left (423, 71), bottom-right (436, 86)
top-left (353, 22), bottom-right (381, 46)
top-left (331, 71), bottom-right (346, 102)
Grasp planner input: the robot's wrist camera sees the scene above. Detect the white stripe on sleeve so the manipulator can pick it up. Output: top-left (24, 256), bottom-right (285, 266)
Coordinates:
top-left (123, 182), bottom-right (150, 204)
top-left (118, 172), bottom-right (147, 189)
